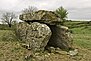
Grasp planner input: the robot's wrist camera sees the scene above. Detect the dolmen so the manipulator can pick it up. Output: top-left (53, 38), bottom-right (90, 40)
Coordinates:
top-left (16, 10), bottom-right (72, 52)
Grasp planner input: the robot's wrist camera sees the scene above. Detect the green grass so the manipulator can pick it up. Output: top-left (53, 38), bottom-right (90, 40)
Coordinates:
top-left (0, 24), bottom-right (11, 30)
top-left (0, 41), bottom-right (27, 61)
top-left (66, 21), bottom-right (91, 49)
top-left (0, 30), bottom-right (28, 61)
top-left (0, 21), bottom-right (91, 61)
top-left (73, 34), bottom-right (91, 48)
top-left (0, 30), bottom-right (10, 40)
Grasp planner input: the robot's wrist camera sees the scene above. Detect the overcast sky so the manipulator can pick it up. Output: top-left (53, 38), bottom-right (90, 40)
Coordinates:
top-left (0, 0), bottom-right (91, 20)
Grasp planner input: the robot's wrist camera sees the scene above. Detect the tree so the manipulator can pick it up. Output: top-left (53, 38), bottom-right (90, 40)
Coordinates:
top-left (22, 6), bottom-right (38, 16)
top-left (1, 12), bottom-right (16, 27)
top-left (55, 6), bottom-right (68, 24)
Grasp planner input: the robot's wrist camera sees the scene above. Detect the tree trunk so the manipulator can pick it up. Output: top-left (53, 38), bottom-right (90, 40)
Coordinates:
top-left (8, 24), bottom-right (11, 27)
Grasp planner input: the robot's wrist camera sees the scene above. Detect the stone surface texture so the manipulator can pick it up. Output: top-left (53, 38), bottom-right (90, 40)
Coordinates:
top-left (19, 10), bottom-right (62, 25)
top-left (18, 10), bottom-right (73, 51)
top-left (47, 25), bottom-right (72, 50)
top-left (16, 22), bottom-right (52, 52)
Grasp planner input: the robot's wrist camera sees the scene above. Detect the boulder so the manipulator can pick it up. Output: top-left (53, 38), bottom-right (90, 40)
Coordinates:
top-left (47, 25), bottom-right (72, 50)
top-left (16, 22), bottom-right (52, 52)
top-left (19, 10), bottom-right (62, 25)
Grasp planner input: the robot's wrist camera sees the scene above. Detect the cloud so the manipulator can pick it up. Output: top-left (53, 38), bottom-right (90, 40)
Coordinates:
top-left (0, 0), bottom-right (19, 10)
top-left (0, 0), bottom-right (91, 20)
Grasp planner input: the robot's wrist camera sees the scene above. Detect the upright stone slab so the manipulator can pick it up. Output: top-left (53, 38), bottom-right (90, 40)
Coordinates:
top-left (47, 25), bottom-right (72, 50)
top-left (16, 22), bottom-right (52, 52)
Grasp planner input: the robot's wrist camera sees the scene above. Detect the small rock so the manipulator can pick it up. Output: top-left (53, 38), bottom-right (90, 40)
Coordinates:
top-left (68, 49), bottom-right (78, 56)
top-left (55, 50), bottom-right (68, 55)
top-left (47, 53), bottom-right (51, 56)
top-left (47, 47), bottom-right (55, 53)
top-left (44, 54), bottom-right (49, 57)
top-left (21, 43), bottom-right (29, 49)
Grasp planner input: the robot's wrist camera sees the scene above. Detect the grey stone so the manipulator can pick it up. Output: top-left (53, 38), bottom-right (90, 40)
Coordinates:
top-left (19, 10), bottom-right (62, 25)
top-left (46, 47), bottom-right (56, 53)
top-left (55, 50), bottom-right (68, 55)
top-left (68, 49), bottom-right (78, 56)
top-left (47, 25), bottom-right (73, 50)
top-left (16, 22), bottom-right (52, 52)
top-left (18, 10), bottom-right (73, 52)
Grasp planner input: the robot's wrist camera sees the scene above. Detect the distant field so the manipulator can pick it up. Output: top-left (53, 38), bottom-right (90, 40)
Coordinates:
top-left (65, 21), bottom-right (91, 49)
top-left (0, 21), bottom-right (91, 61)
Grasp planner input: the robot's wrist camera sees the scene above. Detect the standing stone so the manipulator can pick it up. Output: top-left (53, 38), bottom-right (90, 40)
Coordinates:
top-left (16, 22), bottom-right (52, 52)
top-left (47, 25), bottom-right (72, 50)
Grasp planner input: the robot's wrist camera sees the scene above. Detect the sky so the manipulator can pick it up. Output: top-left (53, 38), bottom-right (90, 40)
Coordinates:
top-left (0, 0), bottom-right (91, 20)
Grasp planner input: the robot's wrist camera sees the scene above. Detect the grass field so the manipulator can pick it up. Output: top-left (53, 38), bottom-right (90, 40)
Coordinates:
top-left (65, 21), bottom-right (91, 49)
top-left (0, 21), bottom-right (91, 61)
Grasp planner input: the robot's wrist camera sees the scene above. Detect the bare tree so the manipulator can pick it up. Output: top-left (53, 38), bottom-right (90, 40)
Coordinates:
top-left (22, 6), bottom-right (38, 16)
top-left (1, 12), bottom-right (16, 27)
